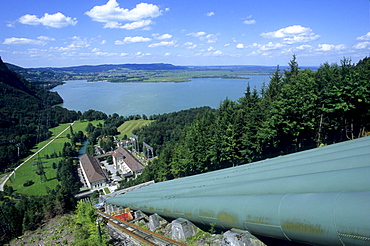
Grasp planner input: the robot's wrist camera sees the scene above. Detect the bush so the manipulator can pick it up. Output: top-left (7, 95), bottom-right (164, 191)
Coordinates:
top-left (23, 180), bottom-right (34, 187)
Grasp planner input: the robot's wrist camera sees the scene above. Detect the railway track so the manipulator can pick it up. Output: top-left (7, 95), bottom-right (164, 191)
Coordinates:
top-left (97, 210), bottom-right (186, 246)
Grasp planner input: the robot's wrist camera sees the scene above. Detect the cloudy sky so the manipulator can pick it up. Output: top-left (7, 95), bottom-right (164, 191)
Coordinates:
top-left (1, 0), bottom-right (369, 67)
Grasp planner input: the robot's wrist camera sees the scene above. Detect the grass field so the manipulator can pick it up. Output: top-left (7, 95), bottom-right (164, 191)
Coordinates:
top-left (6, 120), bottom-right (104, 196)
top-left (117, 119), bottom-right (154, 138)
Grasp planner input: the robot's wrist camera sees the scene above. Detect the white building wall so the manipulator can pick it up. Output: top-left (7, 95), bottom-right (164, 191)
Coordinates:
top-left (79, 162), bottom-right (92, 189)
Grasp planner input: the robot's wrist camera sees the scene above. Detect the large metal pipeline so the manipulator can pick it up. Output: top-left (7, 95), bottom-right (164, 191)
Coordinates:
top-left (127, 138), bottom-right (370, 194)
top-left (117, 157), bottom-right (370, 198)
top-left (106, 137), bottom-right (370, 245)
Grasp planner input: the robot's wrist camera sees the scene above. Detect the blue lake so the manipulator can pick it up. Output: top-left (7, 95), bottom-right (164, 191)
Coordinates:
top-left (52, 75), bottom-right (270, 116)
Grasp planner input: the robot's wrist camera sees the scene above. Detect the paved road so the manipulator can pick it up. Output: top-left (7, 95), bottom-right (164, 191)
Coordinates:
top-left (0, 122), bottom-right (75, 191)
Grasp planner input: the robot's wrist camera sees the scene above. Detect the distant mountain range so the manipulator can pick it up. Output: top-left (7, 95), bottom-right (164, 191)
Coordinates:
top-left (6, 61), bottom-right (318, 71)
top-left (50, 63), bottom-right (186, 72)
top-left (6, 61), bottom-right (319, 74)
top-left (4, 61), bottom-right (319, 85)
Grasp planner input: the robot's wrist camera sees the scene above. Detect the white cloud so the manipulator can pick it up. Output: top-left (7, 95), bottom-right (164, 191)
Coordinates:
top-left (317, 44), bottom-right (346, 51)
top-left (249, 42), bottom-right (285, 51)
top-left (236, 43), bottom-right (244, 49)
top-left (85, 0), bottom-right (162, 30)
top-left (206, 12), bottom-right (215, 17)
top-left (353, 41), bottom-right (370, 49)
top-left (213, 50), bottom-right (222, 55)
top-left (18, 12), bottom-right (77, 28)
top-left (101, 40), bottom-right (107, 45)
top-left (184, 42), bottom-right (197, 49)
top-left (199, 49), bottom-right (224, 56)
top-left (50, 36), bottom-right (91, 51)
top-left (70, 36), bottom-right (91, 47)
top-left (356, 32), bottom-right (370, 41)
top-left (243, 15), bottom-right (256, 25)
top-left (203, 34), bottom-right (218, 43)
top-left (262, 25), bottom-right (309, 38)
top-left (261, 25), bottom-right (319, 44)
top-left (94, 51), bottom-right (117, 56)
top-left (295, 44), bottom-right (313, 50)
top-left (6, 21), bottom-right (16, 28)
top-left (135, 51), bottom-right (151, 56)
top-left (165, 52), bottom-right (171, 56)
top-left (284, 35), bottom-right (319, 44)
top-left (148, 40), bottom-right (176, 47)
top-left (283, 44), bottom-right (314, 54)
top-left (3, 37), bottom-right (49, 45)
top-left (187, 32), bottom-right (218, 43)
top-left (115, 36), bottom-right (152, 44)
top-left (156, 34), bottom-right (172, 40)
top-left (37, 36), bottom-right (55, 41)
top-left (243, 20), bottom-right (256, 25)
top-left (104, 19), bottom-right (153, 30)
top-left (187, 32), bottom-right (206, 37)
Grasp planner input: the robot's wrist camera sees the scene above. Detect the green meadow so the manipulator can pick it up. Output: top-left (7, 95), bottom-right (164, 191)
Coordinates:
top-left (117, 119), bottom-right (154, 138)
top-left (6, 120), bottom-right (103, 196)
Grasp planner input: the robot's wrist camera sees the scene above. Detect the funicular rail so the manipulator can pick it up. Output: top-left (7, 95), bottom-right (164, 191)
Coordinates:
top-left (97, 210), bottom-right (186, 246)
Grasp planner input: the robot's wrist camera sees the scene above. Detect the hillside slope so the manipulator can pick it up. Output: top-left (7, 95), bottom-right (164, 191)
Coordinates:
top-left (0, 57), bottom-right (75, 171)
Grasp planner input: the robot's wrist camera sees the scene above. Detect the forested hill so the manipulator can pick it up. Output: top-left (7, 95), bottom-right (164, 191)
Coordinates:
top-left (5, 62), bottom-right (65, 89)
top-left (0, 59), bottom-right (35, 95)
top-left (126, 56), bottom-right (370, 185)
top-left (0, 57), bottom-right (78, 171)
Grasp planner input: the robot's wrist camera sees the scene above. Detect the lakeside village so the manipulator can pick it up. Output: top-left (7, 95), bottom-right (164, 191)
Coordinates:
top-left (77, 134), bottom-right (154, 197)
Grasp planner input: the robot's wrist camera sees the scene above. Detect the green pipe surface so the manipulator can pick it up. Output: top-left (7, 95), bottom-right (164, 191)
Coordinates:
top-left (106, 137), bottom-right (370, 245)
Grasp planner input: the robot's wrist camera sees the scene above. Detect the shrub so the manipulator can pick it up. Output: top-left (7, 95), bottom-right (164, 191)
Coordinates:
top-left (23, 180), bottom-right (34, 187)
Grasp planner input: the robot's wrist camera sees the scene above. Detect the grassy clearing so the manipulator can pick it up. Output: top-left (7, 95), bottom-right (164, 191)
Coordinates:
top-left (117, 119), bottom-right (154, 138)
top-left (7, 120), bottom-right (104, 196)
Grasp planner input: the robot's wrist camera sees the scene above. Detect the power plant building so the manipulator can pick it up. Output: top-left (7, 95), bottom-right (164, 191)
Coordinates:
top-left (79, 154), bottom-right (107, 189)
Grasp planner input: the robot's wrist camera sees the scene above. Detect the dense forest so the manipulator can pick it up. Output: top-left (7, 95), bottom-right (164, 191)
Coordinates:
top-left (126, 56), bottom-right (370, 186)
top-left (133, 106), bottom-right (214, 154)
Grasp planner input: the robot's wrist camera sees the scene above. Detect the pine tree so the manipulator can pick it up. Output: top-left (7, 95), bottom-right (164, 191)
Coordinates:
top-left (284, 54), bottom-right (299, 84)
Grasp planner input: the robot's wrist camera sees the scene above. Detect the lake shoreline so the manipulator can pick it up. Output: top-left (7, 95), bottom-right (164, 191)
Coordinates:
top-left (52, 75), bottom-right (270, 117)
top-left (84, 74), bottom-right (252, 83)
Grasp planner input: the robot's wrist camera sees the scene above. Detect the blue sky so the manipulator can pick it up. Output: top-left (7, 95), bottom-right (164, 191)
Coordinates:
top-left (1, 0), bottom-right (369, 67)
